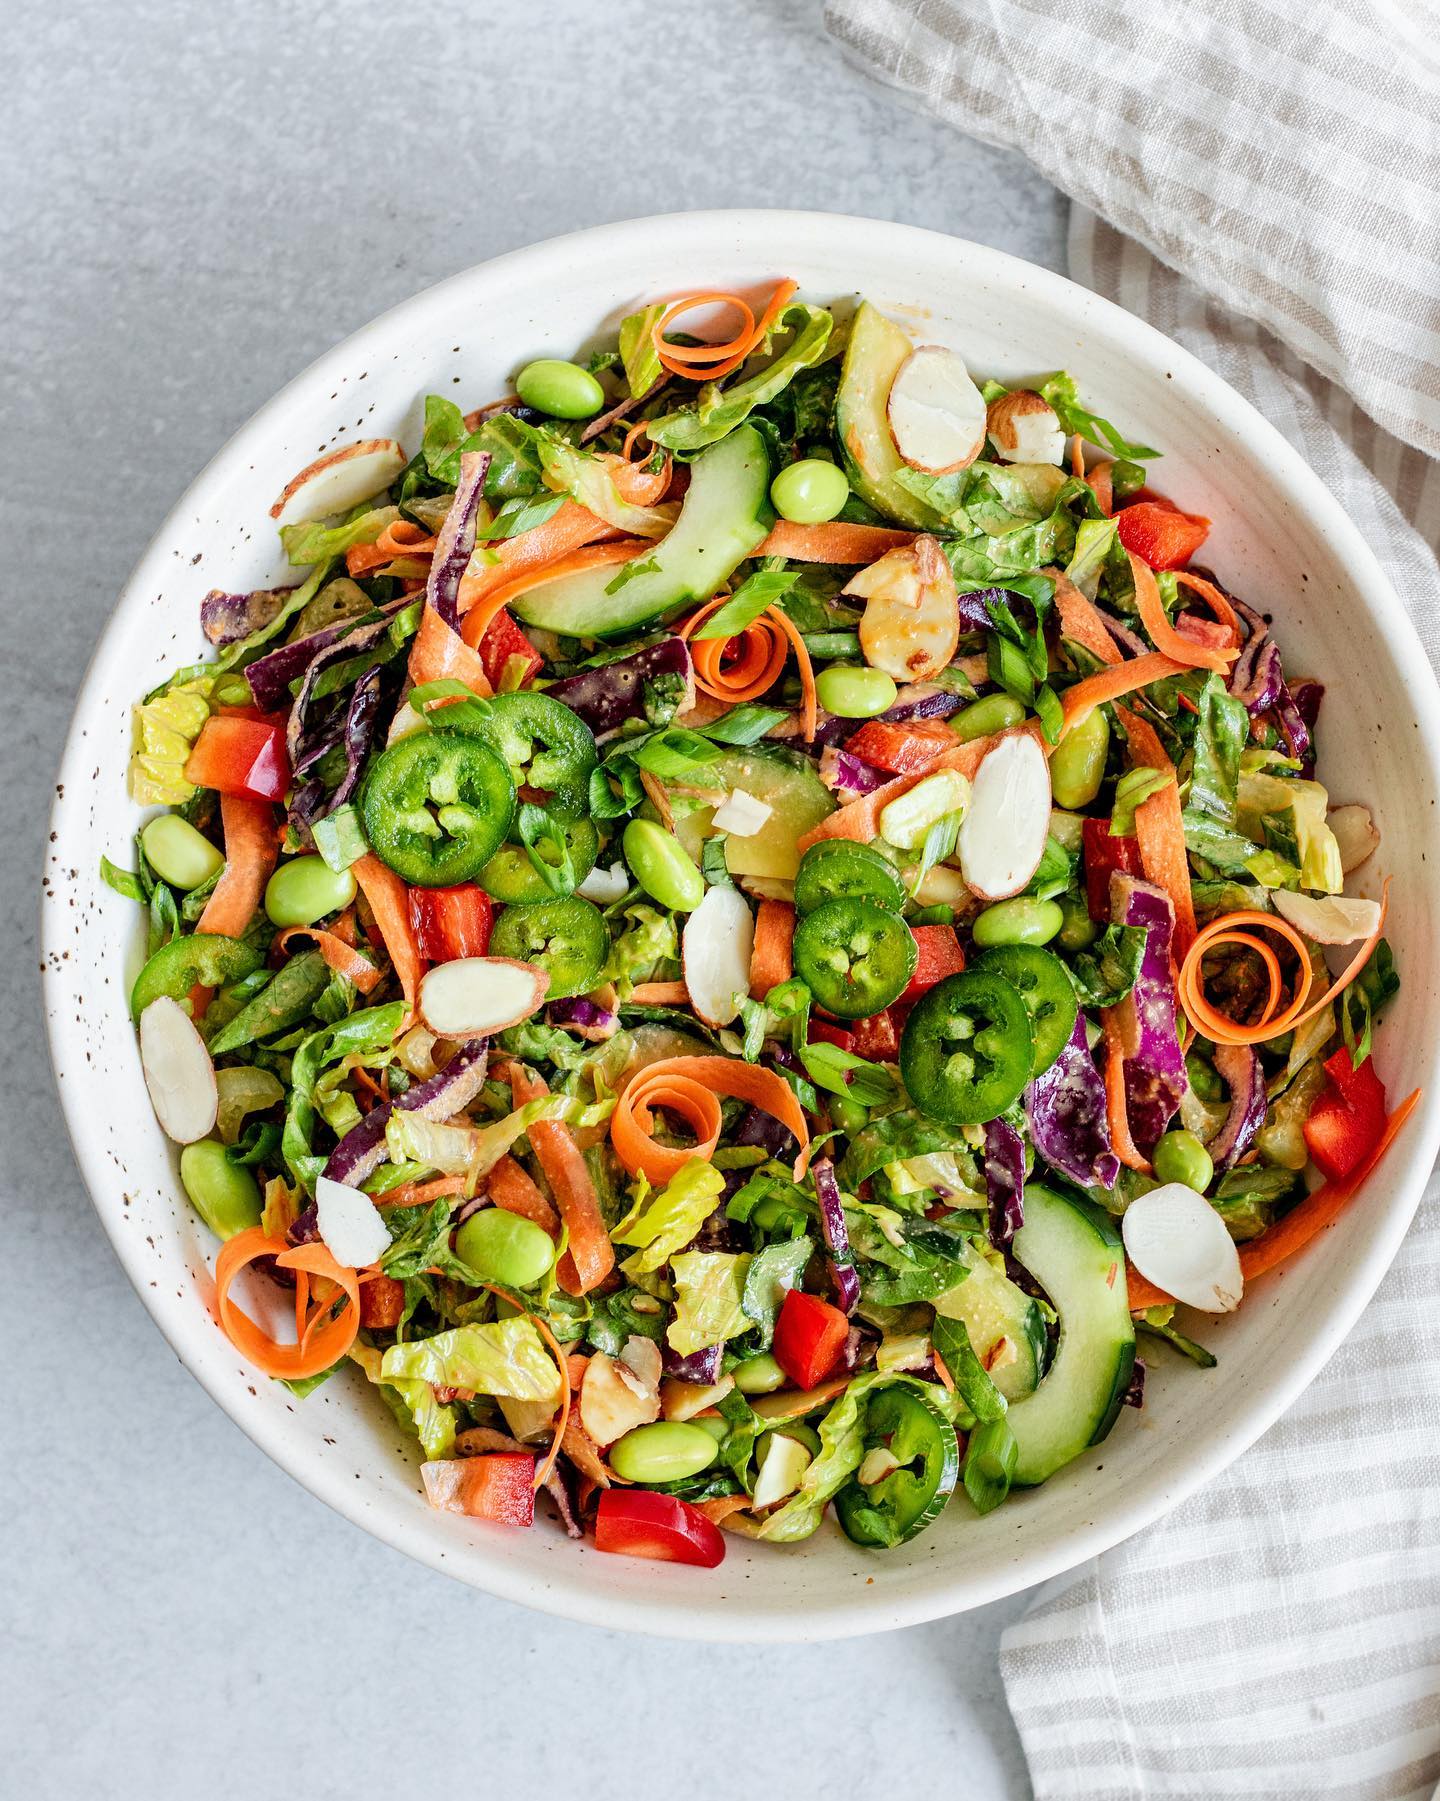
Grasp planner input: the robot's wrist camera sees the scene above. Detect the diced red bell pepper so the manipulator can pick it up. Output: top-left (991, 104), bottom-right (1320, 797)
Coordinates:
top-left (476, 607), bottom-right (544, 691)
top-left (1083, 816), bottom-right (1145, 922)
top-left (840, 719), bottom-right (955, 777)
top-left (422, 1452), bottom-right (536, 1526)
top-left (808, 1020), bottom-right (857, 1054)
top-left (594, 1490), bottom-right (725, 1568)
top-left (185, 715), bottom-right (291, 802)
top-left (409, 884), bottom-right (494, 963)
top-left (1115, 499), bottom-right (1210, 571)
top-left (773, 1288), bottom-right (850, 1391)
top-left (1303, 1047), bottom-right (1388, 1181)
top-left (852, 1008), bottom-right (900, 1061)
top-left (359, 1273), bottom-right (406, 1329)
top-left (902, 924), bottom-right (966, 1003)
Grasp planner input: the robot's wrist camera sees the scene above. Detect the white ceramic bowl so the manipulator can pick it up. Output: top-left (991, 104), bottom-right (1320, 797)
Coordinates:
top-left (44, 210), bottom-right (1440, 1641)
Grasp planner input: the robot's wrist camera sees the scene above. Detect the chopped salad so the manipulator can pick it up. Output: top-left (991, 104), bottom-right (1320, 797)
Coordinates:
top-left (108, 280), bottom-right (1416, 1569)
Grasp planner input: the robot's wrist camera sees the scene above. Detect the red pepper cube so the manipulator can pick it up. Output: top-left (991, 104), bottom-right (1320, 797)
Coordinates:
top-left (185, 715), bottom-right (291, 803)
top-left (594, 1490), bottom-right (725, 1568)
top-left (1115, 499), bottom-right (1210, 571)
top-left (1304, 1047), bottom-right (1388, 1181)
top-left (409, 884), bottom-right (495, 963)
top-left (1082, 816), bottom-right (1145, 922)
top-left (477, 607), bottom-right (544, 691)
top-left (808, 1020), bottom-right (857, 1055)
top-left (902, 924), bottom-right (966, 1003)
top-left (852, 1009), bottom-right (900, 1061)
top-left (773, 1288), bottom-right (851, 1391)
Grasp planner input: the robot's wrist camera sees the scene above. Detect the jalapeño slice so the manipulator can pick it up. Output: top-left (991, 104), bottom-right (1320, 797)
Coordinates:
top-left (899, 968), bottom-right (1033, 1125)
top-left (834, 1383), bottom-right (960, 1548)
top-left (793, 839), bottom-right (907, 917)
top-left (792, 898), bottom-right (918, 1020)
top-left (478, 817), bottom-right (600, 903)
top-left (975, 943), bottom-right (1078, 1079)
top-left (437, 690), bottom-right (597, 822)
top-left (489, 896), bottom-right (609, 1000)
top-left (360, 731), bottom-right (515, 887)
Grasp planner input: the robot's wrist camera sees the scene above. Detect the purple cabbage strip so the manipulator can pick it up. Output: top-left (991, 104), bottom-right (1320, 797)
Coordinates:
top-left (1122, 1359), bottom-right (1146, 1409)
top-left (285, 609), bottom-right (405, 767)
top-left (663, 1344), bottom-right (724, 1384)
top-left (201, 586), bottom-right (295, 647)
top-left (1025, 1016), bottom-right (1120, 1189)
top-left (812, 1157), bottom-right (860, 1314)
top-left (330, 664), bottom-right (386, 814)
top-left (734, 1104), bottom-right (795, 1159)
top-left (1206, 1042), bottom-right (1267, 1173)
top-left (879, 684), bottom-right (967, 726)
top-left (1110, 875), bottom-right (1188, 1155)
top-left (1286, 679), bottom-right (1323, 776)
top-left (426, 450), bottom-right (490, 632)
top-left (819, 745), bottom-right (887, 797)
top-left (546, 997), bottom-right (619, 1042)
top-left (546, 638), bottom-right (693, 736)
top-left (246, 616), bottom-right (355, 714)
top-left (955, 586), bottom-right (1040, 637)
top-left (322, 1039), bottom-right (490, 1187)
top-left (1096, 609), bottom-right (1147, 659)
top-left (983, 1116), bottom-right (1026, 1253)
top-left (1274, 681), bottom-right (1312, 764)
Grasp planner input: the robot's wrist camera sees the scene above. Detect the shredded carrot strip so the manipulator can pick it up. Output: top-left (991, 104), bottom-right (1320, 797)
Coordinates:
top-left (352, 854), bottom-right (424, 1018)
top-left (1070, 436), bottom-right (1085, 479)
top-left (611, 1055), bottom-right (811, 1184)
top-left (1086, 460), bottom-right (1114, 516)
top-left (1115, 705), bottom-right (1196, 960)
top-left (767, 606), bottom-right (817, 744)
top-left (1057, 652), bottom-right (1187, 738)
top-left (1127, 1087), bottom-right (1422, 1310)
top-left (627, 981), bottom-right (691, 1005)
top-left (276, 926), bottom-right (381, 993)
top-left (375, 1174), bottom-right (467, 1210)
top-left (460, 538), bottom-right (652, 653)
top-left (408, 602), bottom-right (493, 698)
top-left (1129, 550), bottom-right (1236, 672)
top-left (1053, 570), bottom-right (1123, 667)
top-left (621, 418), bottom-right (651, 462)
top-left (931, 1350), bottom-right (957, 1395)
top-left (214, 1231), bottom-right (362, 1379)
top-left (486, 1154), bottom-right (561, 1233)
top-left (1173, 569), bottom-right (1241, 643)
top-left (600, 448), bottom-right (673, 505)
top-left (506, 1064), bottom-right (614, 1295)
top-left (678, 594), bottom-right (815, 741)
top-left (456, 500), bottom-right (623, 618)
top-left (695, 1493), bottom-right (756, 1527)
top-left (198, 795), bottom-right (278, 939)
top-left (651, 279), bottom-right (798, 381)
top-left (748, 899), bottom-right (795, 999)
top-left (755, 519), bottom-right (915, 563)
top-left (1103, 1015), bottom-right (1154, 1173)
top-left (347, 520), bottom-right (436, 577)
top-left (1177, 884), bottom-right (1388, 1046)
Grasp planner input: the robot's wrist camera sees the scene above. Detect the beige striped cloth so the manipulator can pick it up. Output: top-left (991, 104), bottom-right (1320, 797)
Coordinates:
top-left (824, 2), bottom-right (1440, 1795)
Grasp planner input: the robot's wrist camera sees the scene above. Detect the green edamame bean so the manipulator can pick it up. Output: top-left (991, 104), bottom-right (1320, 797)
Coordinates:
top-left (1049, 705), bottom-right (1110, 809)
top-left (760, 1422), bottom-right (822, 1458)
top-left (179, 1140), bottom-right (262, 1240)
top-left (141, 815), bottom-right (224, 892)
top-left (770, 457), bottom-right (850, 524)
top-left (733, 1352), bottom-right (787, 1394)
top-left (608, 1421), bottom-right (719, 1485)
top-left (1152, 1129), bottom-right (1215, 1193)
top-left (1057, 892), bottom-right (1101, 951)
top-left (814, 664), bottom-right (898, 719)
top-left (263, 856), bottom-right (357, 928)
top-left (952, 693), bottom-right (1026, 743)
top-left (691, 1414), bottom-right (731, 1446)
top-left (454, 1207), bottom-right (555, 1288)
top-left (514, 358), bottom-right (605, 420)
top-left (972, 896), bottom-right (1064, 948)
top-left (830, 1093), bottom-right (869, 1135)
top-left (622, 818), bottom-right (705, 913)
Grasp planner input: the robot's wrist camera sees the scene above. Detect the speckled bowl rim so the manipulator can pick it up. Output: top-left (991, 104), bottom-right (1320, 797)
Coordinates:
top-left (43, 210), bottom-right (1440, 1641)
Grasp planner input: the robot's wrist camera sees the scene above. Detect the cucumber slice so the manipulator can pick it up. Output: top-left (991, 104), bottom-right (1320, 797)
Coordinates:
top-left (1005, 1184), bottom-right (1136, 1486)
top-left (934, 1243), bottom-right (1046, 1405)
top-left (673, 747), bottom-right (834, 883)
top-left (834, 302), bottom-right (943, 531)
top-left (510, 425), bottom-right (771, 639)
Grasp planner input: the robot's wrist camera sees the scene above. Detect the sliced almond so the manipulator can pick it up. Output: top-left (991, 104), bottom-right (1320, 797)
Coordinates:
top-left (580, 1348), bottom-right (661, 1448)
top-left (139, 996), bottom-right (218, 1144)
top-left (1328, 804), bottom-right (1381, 875)
top-left (315, 1174), bottom-right (391, 1269)
top-left (1272, 890), bottom-right (1383, 945)
top-left (886, 346), bottom-right (987, 475)
top-left (683, 885), bottom-right (755, 1028)
top-left (850, 536), bottom-right (960, 683)
top-left (418, 957), bottom-right (548, 1037)
top-left (1122, 1182), bottom-right (1243, 1313)
top-left (711, 788), bottom-right (773, 835)
top-left (269, 438), bottom-right (408, 527)
top-left (986, 389), bottom-right (1067, 465)
top-left (751, 1431), bottom-right (812, 1509)
top-left (661, 1374), bottom-right (736, 1421)
top-left (958, 731), bottom-right (1052, 900)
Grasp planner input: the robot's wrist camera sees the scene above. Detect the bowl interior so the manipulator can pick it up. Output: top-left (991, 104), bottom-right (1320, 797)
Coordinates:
top-left (43, 211), bottom-right (1440, 1640)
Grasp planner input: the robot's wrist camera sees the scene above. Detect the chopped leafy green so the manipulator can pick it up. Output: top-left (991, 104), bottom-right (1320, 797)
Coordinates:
top-left (668, 1251), bottom-right (752, 1355)
top-left (380, 1319), bottom-right (563, 1403)
top-left (613, 1158), bottom-right (726, 1275)
top-left (647, 303), bottom-right (833, 452)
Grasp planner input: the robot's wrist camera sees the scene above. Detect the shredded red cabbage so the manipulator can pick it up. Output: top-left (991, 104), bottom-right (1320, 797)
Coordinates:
top-left (813, 1157), bottom-right (860, 1314)
top-left (1026, 1015), bottom-right (1120, 1189)
top-left (983, 1116), bottom-right (1026, 1251)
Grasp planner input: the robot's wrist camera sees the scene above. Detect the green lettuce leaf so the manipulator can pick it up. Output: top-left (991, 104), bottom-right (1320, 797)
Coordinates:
top-left (1065, 924), bottom-right (1148, 1010)
top-left (646, 303), bottom-right (833, 452)
top-left (614, 1158), bottom-right (725, 1275)
top-left (279, 505), bottom-right (398, 568)
top-left (740, 1237), bottom-right (813, 1348)
top-left (668, 1251), bottom-right (753, 1355)
top-left (619, 304), bottom-right (666, 399)
top-left (282, 1003), bottom-right (407, 1190)
top-left (1063, 517), bottom-right (1119, 600)
top-left (380, 1319), bottom-right (563, 1403)
top-left (537, 437), bottom-right (674, 538)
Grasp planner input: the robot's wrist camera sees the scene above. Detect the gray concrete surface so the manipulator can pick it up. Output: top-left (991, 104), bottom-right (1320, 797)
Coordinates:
top-left (5, 3), bottom-right (1066, 1794)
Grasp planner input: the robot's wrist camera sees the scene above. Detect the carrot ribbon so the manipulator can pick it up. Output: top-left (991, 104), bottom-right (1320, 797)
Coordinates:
top-left (214, 1230), bottom-right (362, 1380)
top-left (611, 1055), bottom-right (811, 1184)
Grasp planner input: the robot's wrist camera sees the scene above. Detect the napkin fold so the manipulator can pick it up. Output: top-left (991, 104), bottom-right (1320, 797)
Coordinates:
top-left (825, 3), bottom-right (1440, 1793)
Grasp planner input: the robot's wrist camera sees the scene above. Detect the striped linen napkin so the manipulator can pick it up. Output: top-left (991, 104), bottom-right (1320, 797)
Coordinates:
top-left (824, 3), bottom-right (1440, 1795)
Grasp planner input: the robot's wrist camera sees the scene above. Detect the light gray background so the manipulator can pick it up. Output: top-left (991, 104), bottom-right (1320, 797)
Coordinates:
top-left (7, 3), bottom-right (1066, 1794)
